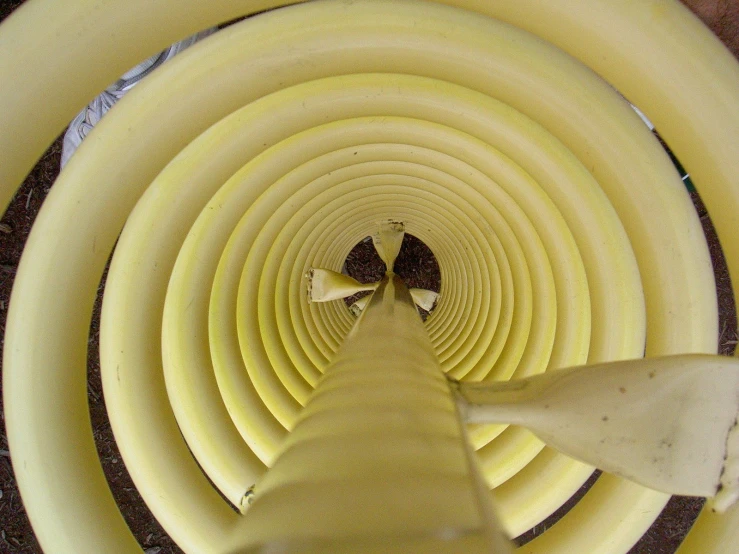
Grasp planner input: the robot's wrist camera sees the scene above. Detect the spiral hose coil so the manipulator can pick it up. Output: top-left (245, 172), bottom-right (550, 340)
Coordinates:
top-left (1, 0), bottom-right (738, 552)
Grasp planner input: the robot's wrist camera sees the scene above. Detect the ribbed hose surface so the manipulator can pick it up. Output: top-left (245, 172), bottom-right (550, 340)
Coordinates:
top-left (1, 0), bottom-right (738, 553)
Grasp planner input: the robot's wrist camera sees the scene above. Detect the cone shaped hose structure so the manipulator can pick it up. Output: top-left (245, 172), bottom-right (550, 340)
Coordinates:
top-left (2, 0), bottom-right (739, 553)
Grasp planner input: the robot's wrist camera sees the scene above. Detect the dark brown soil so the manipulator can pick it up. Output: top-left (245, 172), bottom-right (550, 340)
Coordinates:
top-left (343, 234), bottom-right (441, 319)
top-left (0, 2), bottom-right (737, 553)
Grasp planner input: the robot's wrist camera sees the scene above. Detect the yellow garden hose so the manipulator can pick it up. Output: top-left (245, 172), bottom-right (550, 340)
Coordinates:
top-left (1, 0), bottom-right (738, 552)
top-left (233, 272), bottom-right (513, 552)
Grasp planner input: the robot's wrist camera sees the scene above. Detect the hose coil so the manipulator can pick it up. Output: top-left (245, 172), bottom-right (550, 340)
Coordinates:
top-left (2, 0), bottom-right (738, 552)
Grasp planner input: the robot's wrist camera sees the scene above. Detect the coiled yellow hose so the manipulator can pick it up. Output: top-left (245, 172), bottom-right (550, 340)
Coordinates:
top-left (1, 0), bottom-right (738, 552)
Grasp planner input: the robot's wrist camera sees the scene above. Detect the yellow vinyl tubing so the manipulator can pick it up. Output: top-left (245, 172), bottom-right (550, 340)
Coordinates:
top-left (220, 184), bottom-right (488, 428)
top-left (0, 0), bottom-right (676, 548)
top-left (123, 51), bottom-right (647, 546)
top-left (286, 200), bottom-right (478, 366)
top-left (272, 163), bottom-right (504, 372)
top-left (232, 274), bottom-right (510, 552)
top-left (162, 87), bottom-right (548, 384)
top-left (308, 206), bottom-right (475, 351)
top-left (251, 181), bottom-right (487, 375)
top-left (159, 98), bottom-right (593, 497)
top-left (300, 205), bottom-right (477, 356)
top-left (243, 184), bottom-right (541, 480)
top-left (251, 184), bottom-right (489, 381)
top-left (293, 201), bottom-right (476, 353)
top-left (288, 199), bottom-right (483, 365)
top-left (193, 99), bottom-right (587, 380)
top-left (229, 142), bottom-right (574, 474)
top-left (207, 130), bottom-right (532, 376)
top-left (156, 98), bottom-right (538, 461)
top-left (2, 0), bottom-right (737, 553)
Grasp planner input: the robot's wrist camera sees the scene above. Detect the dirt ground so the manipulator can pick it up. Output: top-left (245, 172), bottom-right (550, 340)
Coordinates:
top-left (0, 1), bottom-right (737, 553)
top-left (344, 234), bottom-right (442, 320)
